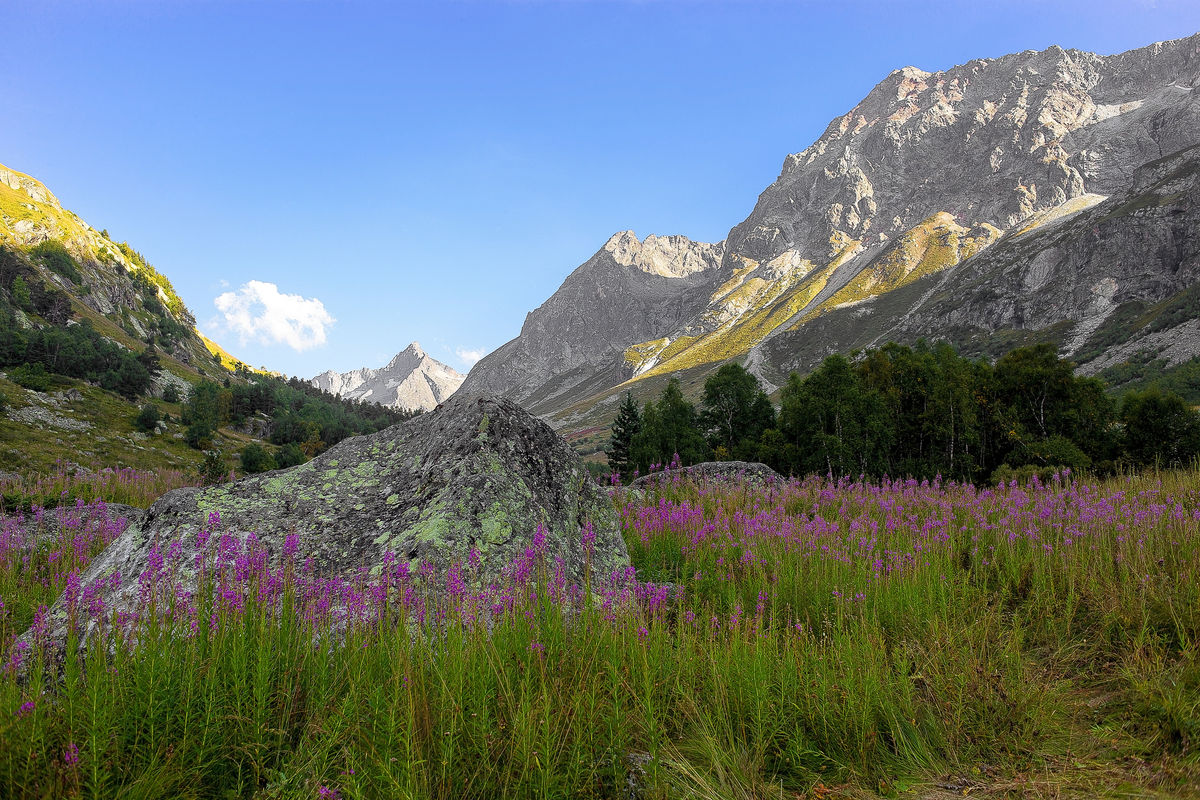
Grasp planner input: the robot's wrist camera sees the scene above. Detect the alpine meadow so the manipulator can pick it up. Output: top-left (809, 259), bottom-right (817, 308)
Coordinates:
top-left (2, 7), bottom-right (1200, 800)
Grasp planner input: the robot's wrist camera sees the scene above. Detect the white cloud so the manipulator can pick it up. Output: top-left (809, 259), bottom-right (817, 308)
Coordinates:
top-left (455, 347), bottom-right (486, 367)
top-left (214, 280), bottom-right (335, 352)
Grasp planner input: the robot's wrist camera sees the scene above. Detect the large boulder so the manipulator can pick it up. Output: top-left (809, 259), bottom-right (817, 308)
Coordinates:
top-left (34, 393), bottom-right (627, 644)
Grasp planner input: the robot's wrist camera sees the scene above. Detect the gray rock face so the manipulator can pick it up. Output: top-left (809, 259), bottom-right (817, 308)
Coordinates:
top-left (460, 33), bottom-right (1200, 429)
top-left (310, 342), bottom-right (464, 412)
top-left (460, 231), bottom-right (724, 412)
top-left (760, 143), bottom-right (1200, 376)
top-left (33, 393), bottom-right (628, 644)
top-left (902, 145), bottom-right (1200, 344)
top-left (730, 36), bottom-right (1200, 267)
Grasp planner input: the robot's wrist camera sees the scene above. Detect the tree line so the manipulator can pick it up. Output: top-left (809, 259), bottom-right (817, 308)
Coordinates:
top-left (178, 374), bottom-right (416, 466)
top-left (608, 341), bottom-right (1200, 484)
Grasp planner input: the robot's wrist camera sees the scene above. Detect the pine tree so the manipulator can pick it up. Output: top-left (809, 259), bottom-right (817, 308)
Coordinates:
top-left (607, 391), bottom-right (641, 479)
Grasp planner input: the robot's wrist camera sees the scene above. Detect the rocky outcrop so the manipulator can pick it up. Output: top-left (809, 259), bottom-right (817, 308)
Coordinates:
top-left (31, 393), bottom-right (628, 645)
top-left (0, 161), bottom-right (230, 376)
top-left (310, 342), bottom-right (463, 412)
top-left (756, 142), bottom-right (1200, 376)
top-left (629, 461), bottom-right (782, 489)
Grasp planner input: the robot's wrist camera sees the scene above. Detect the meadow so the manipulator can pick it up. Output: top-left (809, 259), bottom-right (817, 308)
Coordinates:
top-left (0, 467), bottom-right (1197, 799)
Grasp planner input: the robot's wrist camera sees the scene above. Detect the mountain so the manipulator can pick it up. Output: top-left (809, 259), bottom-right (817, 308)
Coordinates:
top-left (461, 32), bottom-right (1200, 432)
top-left (0, 162), bottom-right (237, 377)
top-left (0, 161), bottom-right (262, 476)
top-left (310, 343), bottom-right (464, 411)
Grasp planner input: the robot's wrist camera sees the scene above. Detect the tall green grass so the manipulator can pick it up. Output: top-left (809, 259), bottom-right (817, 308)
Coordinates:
top-left (0, 470), bottom-right (1197, 798)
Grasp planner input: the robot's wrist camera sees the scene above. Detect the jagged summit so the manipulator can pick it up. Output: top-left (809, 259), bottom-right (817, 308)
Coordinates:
top-left (311, 343), bottom-right (463, 412)
top-left (602, 231), bottom-right (725, 278)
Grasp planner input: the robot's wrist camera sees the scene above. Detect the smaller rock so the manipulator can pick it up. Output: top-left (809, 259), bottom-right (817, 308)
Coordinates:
top-left (630, 460), bottom-right (782, 489)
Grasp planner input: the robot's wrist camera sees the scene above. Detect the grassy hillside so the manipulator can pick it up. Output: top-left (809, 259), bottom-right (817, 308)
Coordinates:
top-left (0, 163), bottom-right (409, 484)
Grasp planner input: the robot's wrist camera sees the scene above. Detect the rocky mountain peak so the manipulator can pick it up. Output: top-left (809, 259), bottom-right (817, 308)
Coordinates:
top-left (603, 229), bottom-right (724, 278)
top-left (0, 166), bottom-right (63, 209)
top-left (383, 341), bottom-right (428, 371)
top-left (312, 344), bottom-right (463, 412)
top-left (463, 32), bottom-right (1200, 433)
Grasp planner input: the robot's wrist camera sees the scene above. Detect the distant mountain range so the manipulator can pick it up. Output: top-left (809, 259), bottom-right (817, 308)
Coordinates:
top-left (461, 33), bottom-right (1200, 433)
top-left (309, 343), bottom-right (463, 412)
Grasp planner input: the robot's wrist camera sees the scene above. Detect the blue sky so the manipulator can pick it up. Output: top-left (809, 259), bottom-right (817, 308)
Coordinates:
top-left (2, 1), bottom-right (1198, 378)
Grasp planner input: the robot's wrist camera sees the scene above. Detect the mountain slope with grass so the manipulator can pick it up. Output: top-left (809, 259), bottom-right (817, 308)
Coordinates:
top-left (0, 162), bottom-right (408, 482)
top-left (462, 32), bottom-right (1200, 436)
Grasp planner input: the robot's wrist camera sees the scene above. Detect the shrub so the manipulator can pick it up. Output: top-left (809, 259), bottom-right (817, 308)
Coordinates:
top-left (240, 442), bottom-right (276, 474)
top-left (134, 403), bottom-right (160, 433)
top-left (10, 362), bottom-right (52, 392)
top-left (10, 275), bottom-right (32, 310)
top-left (274, 442), bottom-right (306, 469)
top-left (162, 384), bottom-right (180, 404)
top-left (29, 240), bottom-right (82, 285)
top-left (200, 450), bottom-right (228, 485)
top-left (185, 420), bottom-right (214, 450)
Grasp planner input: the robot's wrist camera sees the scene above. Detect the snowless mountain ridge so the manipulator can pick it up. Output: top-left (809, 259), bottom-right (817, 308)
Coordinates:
top-left (310, 343), bottom-right (463, 412)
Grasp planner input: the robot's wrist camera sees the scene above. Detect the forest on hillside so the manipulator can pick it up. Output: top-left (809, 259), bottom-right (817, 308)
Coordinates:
top-left (0, 244), bottom-right (412, 476)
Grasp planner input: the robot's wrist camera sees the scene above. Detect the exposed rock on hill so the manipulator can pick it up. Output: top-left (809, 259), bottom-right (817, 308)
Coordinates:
top-left (462, 32), bottom-right (1200, 433)
top-left (32, 393), bottom-right (627, 645)
top-left (310, 342), bottom-right (463, 412)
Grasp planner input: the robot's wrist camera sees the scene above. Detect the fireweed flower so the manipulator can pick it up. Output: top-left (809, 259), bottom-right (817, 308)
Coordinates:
top-left (63, 742), bottom-right (80, 767)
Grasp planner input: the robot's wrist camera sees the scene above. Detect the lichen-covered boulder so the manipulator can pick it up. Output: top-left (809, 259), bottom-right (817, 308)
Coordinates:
top-left (36, 393), bottom-right (627, 643)
top-left (629, 460), bottom-right (782, 489)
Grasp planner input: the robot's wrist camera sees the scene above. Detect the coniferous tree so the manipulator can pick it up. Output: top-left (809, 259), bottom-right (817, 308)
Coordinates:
top-left (630, 379), bottom-right (710, 472)
top-left (606, 391), bottom-right (641, 478)
top-left (134, 403), bottom-right (160, 433)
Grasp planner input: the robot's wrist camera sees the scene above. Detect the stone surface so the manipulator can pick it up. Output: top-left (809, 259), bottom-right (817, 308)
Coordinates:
top-left (630, 460), bottom-right (783, 488)
top-left (310, 342), bottom-right (464, 412)
top-left (10, 405), bottom-right (92, 432)
top-left (33, 393), bottom-right (628, 644)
